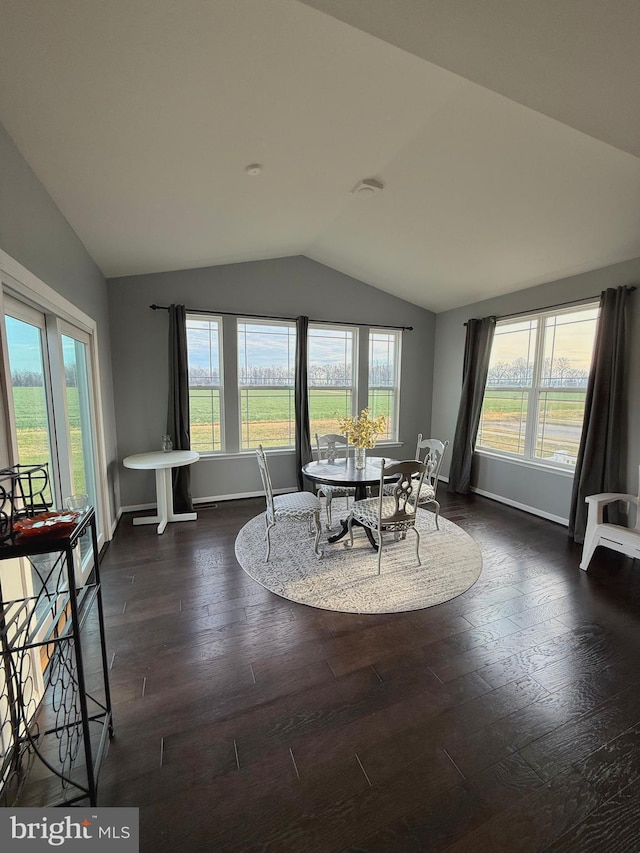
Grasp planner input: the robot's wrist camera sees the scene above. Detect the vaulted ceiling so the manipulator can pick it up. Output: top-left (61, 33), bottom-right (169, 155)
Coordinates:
top-left (1, 0), bottom-right (639, 312)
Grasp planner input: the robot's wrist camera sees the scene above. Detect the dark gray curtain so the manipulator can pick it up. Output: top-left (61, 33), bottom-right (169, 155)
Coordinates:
top-left (569, 286), bottom-right (633, 543)
top-left (447, 316), bottom-right (496, 494)
top-left (295, 315), bottom-right (312, 491)
top-left (167, 304), bottom-right (193, 512)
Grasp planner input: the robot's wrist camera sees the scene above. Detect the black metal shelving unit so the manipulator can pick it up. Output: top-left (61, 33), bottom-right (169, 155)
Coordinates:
top-left (0, 507), bottom-right (113, 806)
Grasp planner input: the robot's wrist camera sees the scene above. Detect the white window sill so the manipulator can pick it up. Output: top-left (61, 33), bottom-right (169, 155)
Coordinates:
top-left (195, 441), bottom-right (404, 461)
top-left (475, 449), bottom-right (576, 478)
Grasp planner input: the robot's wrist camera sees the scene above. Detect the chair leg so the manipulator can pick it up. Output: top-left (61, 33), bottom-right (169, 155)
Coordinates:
top-left (312, 511), bottom-right (323, 559)
top-left (432, 499), bottom-right (441, 531)
top-left (344, 514), bottom-right (354, 549)
top-left (325, 492), bottom-right (333, 530)
top-left (377, 529), bottom-right (383, 574)
top-left (265, 521), bottom-right (275, 562)
top-left (580, 528), bottom-right (601, 571)
top-left (413, 526), bottom-right (421, 566)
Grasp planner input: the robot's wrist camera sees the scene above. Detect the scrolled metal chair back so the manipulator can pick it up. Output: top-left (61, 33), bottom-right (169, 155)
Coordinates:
top-left (255, 445), bottom-right (275, 521)
top-left (379, 459), bottom-right (427, 524)
top-left (315, 433), bottom-right (349, 463)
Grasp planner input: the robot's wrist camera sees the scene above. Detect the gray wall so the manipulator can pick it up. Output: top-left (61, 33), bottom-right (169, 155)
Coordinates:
top-left (108, 256), bottom-right (436, 507)
top-left (0, 121), bottom-right (119, 520)
top-left (432, 257), bottom-right (640, 523)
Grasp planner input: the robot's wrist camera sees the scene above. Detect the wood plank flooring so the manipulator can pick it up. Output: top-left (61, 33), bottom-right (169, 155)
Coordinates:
top-left (96, 492), bottom-right (640, 852)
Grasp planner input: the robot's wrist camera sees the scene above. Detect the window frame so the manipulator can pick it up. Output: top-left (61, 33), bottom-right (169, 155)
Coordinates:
top-left (307, 323), bottom-right (358, 437)
top-left (367, 328), bottom-right (402, 443)
top-left (476, 302), bottom-right (599, 470)
top-left (186, 312), bottom-right (225, 455)
top-left (237, 317), bottom-right (297, 451)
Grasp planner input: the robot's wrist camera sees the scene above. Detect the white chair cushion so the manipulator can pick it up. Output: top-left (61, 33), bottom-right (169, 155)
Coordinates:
top-left (417, 483), bottom-right (436, 502)
top-left (318, 484), bottom-right (356, 497)
top-left (273, 491), bottom-right (321, 519)
top-left (382, 482), bottom-right (435, 501)
top-left (351, 496), bottom-right (416, 526)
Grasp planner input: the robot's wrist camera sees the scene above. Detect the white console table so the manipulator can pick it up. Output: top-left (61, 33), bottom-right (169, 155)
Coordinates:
top-left (123, 449), bottom-right (200, 534)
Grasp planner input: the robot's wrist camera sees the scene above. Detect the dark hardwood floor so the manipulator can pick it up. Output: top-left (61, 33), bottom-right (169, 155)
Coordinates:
top-left (95, 491), bottom-right (640, 852)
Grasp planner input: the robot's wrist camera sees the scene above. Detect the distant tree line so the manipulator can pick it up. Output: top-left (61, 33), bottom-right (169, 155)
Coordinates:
top-left (189, 361), bottom-right (395, 387)
top-left (12, 365), bottom-right (77, 387)
top-left (487, 357), bottom-right (589, 387)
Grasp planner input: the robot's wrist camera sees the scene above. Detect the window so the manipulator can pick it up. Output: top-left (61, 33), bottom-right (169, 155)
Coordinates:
top-left (187, 315), bottom-right (224, 452)
top-left (307, 325), bottom-right (357, 437)
top-left (2, 294), bottom-right (105, 567)
top-left (238, 320), bottom-right (296, 450)
top-left (477, 305), bottom-right (598, 467)
top-left (368, 329), bottom-right (401, 441)
top-left (4, 310), bottom-right (55, 504)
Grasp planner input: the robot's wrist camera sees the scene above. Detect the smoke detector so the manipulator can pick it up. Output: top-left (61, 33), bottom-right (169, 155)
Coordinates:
top-left (351, 178), bottom-right (384, 196)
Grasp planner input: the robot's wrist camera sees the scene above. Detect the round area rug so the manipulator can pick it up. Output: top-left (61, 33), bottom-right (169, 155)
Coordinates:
top-left (234, 498), bottom-right (482, 614)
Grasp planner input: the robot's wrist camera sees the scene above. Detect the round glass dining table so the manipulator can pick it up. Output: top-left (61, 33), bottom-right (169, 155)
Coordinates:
top-left (302, 457), bottom-right (400, 546)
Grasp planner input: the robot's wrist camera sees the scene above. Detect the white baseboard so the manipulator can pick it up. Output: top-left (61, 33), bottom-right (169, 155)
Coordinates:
top-left (117, 480), bottom-right (566, 528)
top-left (119, 487), bottom-right (294, 516)
top-left (470, 486), bottom-right (569, 527)
top-left (120, 502), bottom-right (156, 514)
top-left (193, 487), bottom-right (292, 504)
top-left (110, 508), bottom-right (122, 537)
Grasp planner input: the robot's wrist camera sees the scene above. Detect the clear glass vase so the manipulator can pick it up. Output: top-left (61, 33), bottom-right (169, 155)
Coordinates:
top-left (354, 446), bottom-right (367, 470)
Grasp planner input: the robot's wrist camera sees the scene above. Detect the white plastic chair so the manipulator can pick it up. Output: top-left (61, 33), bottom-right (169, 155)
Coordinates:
top-left (580, 468), bottom-right (640, 571)
top-left (256, 445), bottom-right (323, 561)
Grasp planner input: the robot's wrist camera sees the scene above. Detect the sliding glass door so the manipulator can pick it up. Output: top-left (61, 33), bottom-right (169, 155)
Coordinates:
top-left (2, 298), bottom-right (103, 569)
top-left (3, 301), bottom-right (57, 507)
top-left (60, 329), bottom-right (98, 515)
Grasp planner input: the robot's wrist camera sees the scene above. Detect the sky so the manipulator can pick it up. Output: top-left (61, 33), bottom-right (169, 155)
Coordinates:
top-left (187, 320), bottom-right (357, 370)
top-left (5, 316), bottom-right (79, 374)
top-left (491, 309), bottom-right (598, 370)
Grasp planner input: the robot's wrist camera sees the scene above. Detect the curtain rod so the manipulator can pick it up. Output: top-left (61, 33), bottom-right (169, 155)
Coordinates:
top-left (465, 286), bottom-right (637, 325)
top-left (149, 304), bottom-right (413, 331)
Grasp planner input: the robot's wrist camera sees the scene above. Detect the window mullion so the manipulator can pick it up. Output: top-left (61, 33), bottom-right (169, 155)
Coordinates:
top-left (524, 316), bottom-right (544, 459)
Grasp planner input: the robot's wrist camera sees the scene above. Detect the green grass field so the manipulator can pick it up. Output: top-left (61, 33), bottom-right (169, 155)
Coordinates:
top-left (481, 388), bottom-right (586, 418)
top-left (190, 388), bottom-right (363, 449)
top-left (13, 385), bottom-right (394, 456)
top-left (14, 384), bottom-right (585, 464)
top-left (12, 386), bottom-right (86, 497)
top-left (479, 388), bottom-right (586, 459)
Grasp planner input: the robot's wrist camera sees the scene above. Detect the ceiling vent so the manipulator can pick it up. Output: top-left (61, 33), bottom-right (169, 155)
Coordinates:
top-left (351, 178), bottom-right (384, 196)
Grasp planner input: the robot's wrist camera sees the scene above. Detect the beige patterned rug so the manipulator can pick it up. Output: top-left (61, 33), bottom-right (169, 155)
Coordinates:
top-left (234, 499), bottom-right (482, 614)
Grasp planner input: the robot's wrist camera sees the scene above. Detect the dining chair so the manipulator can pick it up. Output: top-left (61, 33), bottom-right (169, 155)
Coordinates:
top-left (255, 444), bottom-right (323, 561)
top-left (314, 432), bottom-right (356, 529)
top-left (383, 435), bottom-right (448, 528)
top-left (346, 459), bottom-right (427, 574)
top-left (413, 436), bottom-right (449, 528)
top-left (580, 466), bottom-right (640, 570)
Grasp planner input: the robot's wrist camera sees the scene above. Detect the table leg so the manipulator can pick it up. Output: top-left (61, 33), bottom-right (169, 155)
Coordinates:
top-left (131, 469), bottom-right (169, 533)
top-left (131, 468), bottom-right (197, 534)
top-left (326, 483), bottom-right (378, 549)
top-left (156, 467), bottom-right (169, 534)
top-left (328, 519), bottom-right (378, 548)
top-left (165, 465), bottom-right (197, 524)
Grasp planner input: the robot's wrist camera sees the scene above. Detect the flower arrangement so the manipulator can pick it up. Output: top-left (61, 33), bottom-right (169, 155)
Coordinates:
top-left (338, 408), bottom-right (386, 449)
